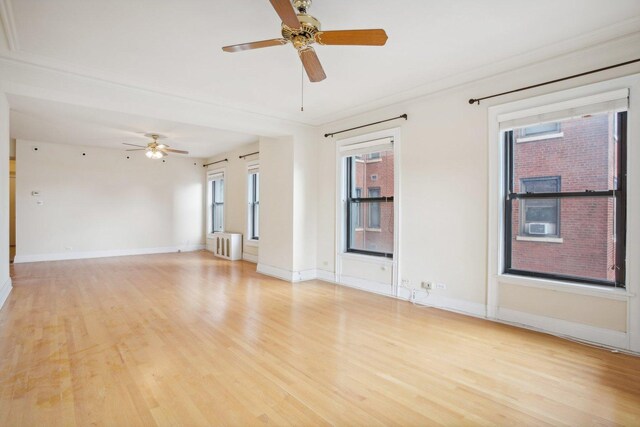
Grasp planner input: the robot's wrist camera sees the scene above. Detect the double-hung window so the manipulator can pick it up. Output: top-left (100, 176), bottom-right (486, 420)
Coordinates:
top-left (342, 137), bottom-right (394, 258)
top-left (501, 90), bottom-right (627, 287)
top-left (208, 171), bottom-right (224, 234)
top-left (247, 166), bottom-right (259, 241)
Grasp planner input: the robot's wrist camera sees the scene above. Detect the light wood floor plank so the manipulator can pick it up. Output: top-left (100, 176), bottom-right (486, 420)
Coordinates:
top-left (0, 251), bottom-right (639, 426)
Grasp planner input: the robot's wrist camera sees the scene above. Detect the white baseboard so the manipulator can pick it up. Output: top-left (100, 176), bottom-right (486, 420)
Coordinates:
top-left (0, 277), bottom-right (12, 311)
top-left (242, 252), bottom-right (258, 263)
top-left (316, 269), bottom-right (337, 283)
top-left (497, 307), bottom-right (629, 350)
top-left (13, 244), bottom-right (206, 264)
top-left (256, 264), bottom-right (319, 283)
top-left (398, 287), bottom-right (487, 318)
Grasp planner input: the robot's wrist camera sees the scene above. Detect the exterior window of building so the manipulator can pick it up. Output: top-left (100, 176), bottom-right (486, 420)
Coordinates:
top-left (521, 122), bottom-right (561, 138)
top-left (208, 174), bottom-right (224, 233)
top-left (520, 177), bottom-right (560, 237)
top-left (503, 111), bottom-right (626, 287)
top-left (248, 170), bottom-right (259, 240)
top-left (367, 187), bottom-right (381, 229)
top-left (345, 149), bottom-right (394, 258)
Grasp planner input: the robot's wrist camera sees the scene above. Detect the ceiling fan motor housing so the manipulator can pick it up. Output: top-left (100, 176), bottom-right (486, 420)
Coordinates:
top-left (281, 13), bottom-right (320, 50)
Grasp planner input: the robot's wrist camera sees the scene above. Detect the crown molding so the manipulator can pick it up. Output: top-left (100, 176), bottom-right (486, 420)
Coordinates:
top-left (0, 0), bottom-right (18, 51)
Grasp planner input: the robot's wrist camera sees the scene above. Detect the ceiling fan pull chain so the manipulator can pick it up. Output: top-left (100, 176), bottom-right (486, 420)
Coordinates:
top-left (301, 64), bottom-right (305, 112)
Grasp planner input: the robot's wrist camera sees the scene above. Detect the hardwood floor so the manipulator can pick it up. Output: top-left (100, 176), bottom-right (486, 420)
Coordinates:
top-left (1, 251), bottom-right (639, 426)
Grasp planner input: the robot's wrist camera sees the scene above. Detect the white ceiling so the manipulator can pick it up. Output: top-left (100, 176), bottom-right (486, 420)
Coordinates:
top-left (8, 95), bottom-right (258, 158)
top-left (1, 0), bottom-right (640, 157)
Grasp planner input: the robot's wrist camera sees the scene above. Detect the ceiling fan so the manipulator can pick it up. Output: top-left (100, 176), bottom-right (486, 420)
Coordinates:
top-left (222, 0), bottom-right (388, 82)
top-left (123, 134), bottom-right (189, 159)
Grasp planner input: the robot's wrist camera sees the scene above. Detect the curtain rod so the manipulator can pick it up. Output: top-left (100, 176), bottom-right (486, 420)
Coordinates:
top-left (239, 151), bottom-right (259, 159)
top-left (203, 158), bottom-right (228, 168)
top-left (325, 114), bottom-right (408, 138)
top-left (469, 58), bottom-right (640, 105)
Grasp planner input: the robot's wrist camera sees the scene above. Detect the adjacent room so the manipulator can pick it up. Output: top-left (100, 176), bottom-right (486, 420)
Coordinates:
top-left (1, 0), bottom-right (640, 425)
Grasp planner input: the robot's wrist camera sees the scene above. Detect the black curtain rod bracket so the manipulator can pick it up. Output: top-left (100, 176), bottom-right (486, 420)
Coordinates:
top-left (203, 158), bottom-right (228, 168)
top-left (239, 151), bottom-right (259, 159)
top-left (325, 114), bottom-right (407, 138)
top-left (469, 58), bottom-right (640, 105)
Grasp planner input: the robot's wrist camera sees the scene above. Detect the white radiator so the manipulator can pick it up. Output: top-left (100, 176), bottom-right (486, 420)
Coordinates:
top-left (210, 233), bottom-right (242, 260)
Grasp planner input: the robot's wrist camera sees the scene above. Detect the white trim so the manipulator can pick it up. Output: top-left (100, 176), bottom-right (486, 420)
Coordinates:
top-left (13, 244), bottom-right (205, 264)
top-left (242, 252), bottom-right (258, 263)
top-left (0, 277), bottom-right (12, 311)
top-left (498, 273), bottom-right (633, 300)
top-left (316, 269), bottom-right (337, 283)
top-left (515, 235), bottom-right (563, 243)
top-left (0, 0), bottom-right (19, 51)
top-left (497, 308), bottom-right (629, 350)
top-left (399, 288), bottom-right (487, 318)
top-left (256, 263), bottom-right (316, 283)
top-left (244, 239), bottom-right (259, 248)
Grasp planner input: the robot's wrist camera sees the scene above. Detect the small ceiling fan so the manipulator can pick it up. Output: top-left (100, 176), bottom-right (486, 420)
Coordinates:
top-left (222, 0), bottom-right (388, 82)
top-left (123, 134), bottom-right (189, 159)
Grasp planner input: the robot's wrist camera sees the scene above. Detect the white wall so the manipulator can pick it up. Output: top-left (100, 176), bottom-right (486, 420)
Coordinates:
top-left (204, 141), bottom-right (259, 261)
top-left (0, 93), bottom-right (11, 310)
top-left (15, 139), bottom-right (205, 262)
top-left (315, 33), bottom-right (640, 350)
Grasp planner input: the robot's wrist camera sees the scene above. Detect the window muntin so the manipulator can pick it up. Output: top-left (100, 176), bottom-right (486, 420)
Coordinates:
top-left (345, 149), bottom-right (394, 258)
top-left (248, 172), bottom-right (259, 240)
top-left (504, 112), bottom-right (626, 287)
top-left (210, 178), bottom-right (224, 233)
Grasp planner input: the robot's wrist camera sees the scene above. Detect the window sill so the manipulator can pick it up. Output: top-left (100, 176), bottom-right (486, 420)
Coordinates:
top-left (497, 273), bottom-right (632, 300)
top-left (340, 251), bottom-right (394, 264)
top-left (245, 239), bottom-right (259, 247)
top-left (365, 228), bottom-right (382, 232)
top-left (516, 235), bottom-right (563, 243)
top-left (365, 158), bottom-right (382, 163)
top-left (516, 132), bottom-right (564, 143)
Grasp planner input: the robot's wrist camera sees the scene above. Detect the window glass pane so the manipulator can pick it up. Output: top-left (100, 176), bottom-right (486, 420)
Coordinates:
top-left (521, 122), bottom-right (560, 137)
top-left (513, 112), bottom-right (617, 192)
top-left (351, 150), bottom-right (394, 198)
top-left (510, 197), bottom-right (617, 282)
top-left (349, 201), bottom-right (394, 254)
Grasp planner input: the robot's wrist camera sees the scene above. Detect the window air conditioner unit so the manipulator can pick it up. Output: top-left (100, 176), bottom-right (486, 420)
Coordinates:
top-left (528, 222), bottom-right (554, 235)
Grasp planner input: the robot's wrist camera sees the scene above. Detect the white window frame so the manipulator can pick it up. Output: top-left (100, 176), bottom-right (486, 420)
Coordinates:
top-left (246, 160), bottom-right (259, 247)
top-left (487, 74), bottom-right (640, 353)
top-left (335, 127), bottom-right (401, 296)
top-left (206, 167), bottom-right (225, 237)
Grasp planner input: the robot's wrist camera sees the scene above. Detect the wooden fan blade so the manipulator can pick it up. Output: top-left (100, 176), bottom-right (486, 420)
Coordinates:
top-left (164, 148), bottom-right (189, 155)
top-left (315, 29), bottom-right (388, 46)
top-left (222, 38), bottom-right (288, 53)
top-left (125, 149), bottom-right (146, 151)
top-left (123, 142), bottom-right (147, 148)
top-left (268, 0), bottom-right (300, 29)
top-left (299, 47), bottom-right (326, 82)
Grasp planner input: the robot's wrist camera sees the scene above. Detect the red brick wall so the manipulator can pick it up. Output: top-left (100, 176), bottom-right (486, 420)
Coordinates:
top-left (510, 113), bottom-right (616, 281)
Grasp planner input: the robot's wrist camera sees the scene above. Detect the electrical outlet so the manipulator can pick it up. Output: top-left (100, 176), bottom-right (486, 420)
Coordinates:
top-left (435, 282), bottom-right (447, 290)
top-left (401, 279), bottom-right (410, 288)
top-left (421, 281), bottom-right (433, 290)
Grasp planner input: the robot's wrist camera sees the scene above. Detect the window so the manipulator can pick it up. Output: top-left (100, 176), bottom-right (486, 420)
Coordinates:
top-left (520, 122), bottom-right (561, 138)
top-left (503, 111), bottom-right (626, 287)
top-left (367, 152), bottom-right (381, 161)
top-left (367, 187), bottom-right (381, 229)
top-left (345, 147), bottom-right (394, 258)
top-left (208, 173), bottom-right (224, 233)
top-left (248, 170), bottom-right (259, 240)
top-left (520, 177), bottom-right (560, 236)
top-left (354, 188), bottom-right (363, 228)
